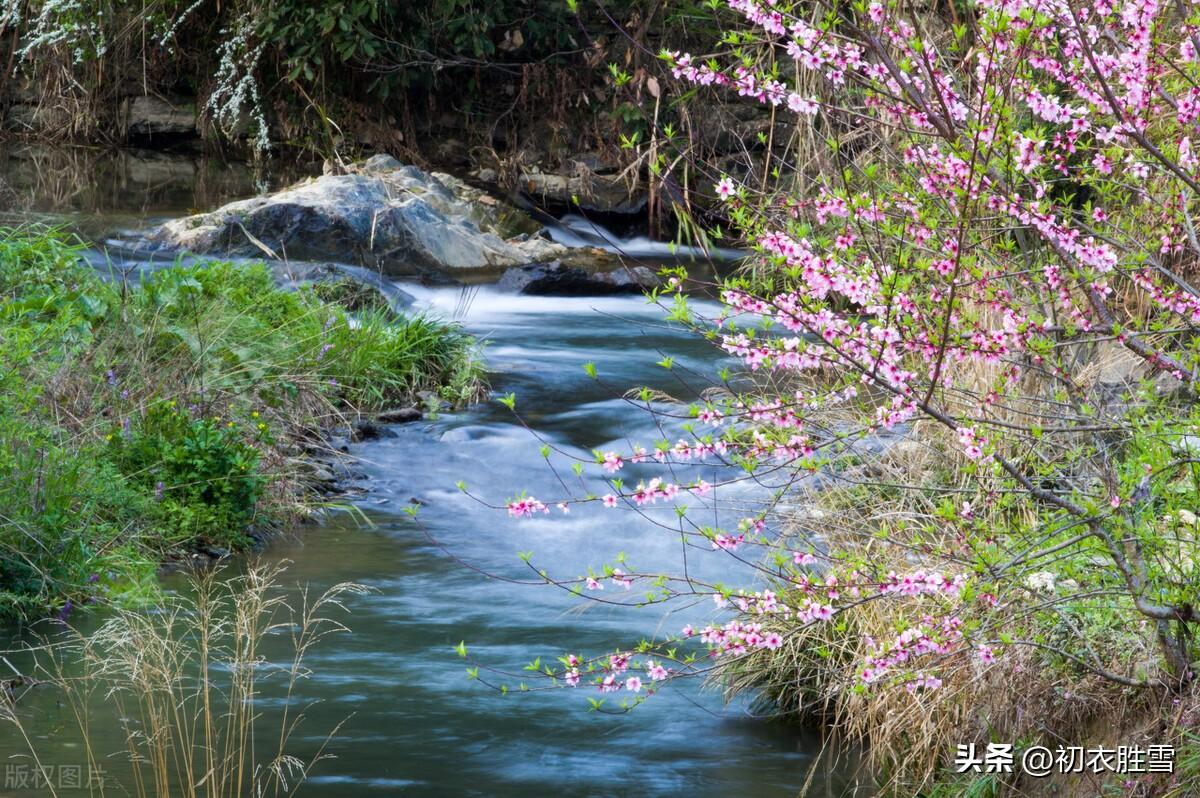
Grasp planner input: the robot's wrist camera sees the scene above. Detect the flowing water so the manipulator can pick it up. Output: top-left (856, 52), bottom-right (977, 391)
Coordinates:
top-left (0, 148), bottom-right (859, 797)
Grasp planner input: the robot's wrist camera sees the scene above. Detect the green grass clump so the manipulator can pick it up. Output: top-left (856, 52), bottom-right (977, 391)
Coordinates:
top-left (0, 225), bottom-right (484, 619)
top-left (105, 400), bottom-right (268, 550)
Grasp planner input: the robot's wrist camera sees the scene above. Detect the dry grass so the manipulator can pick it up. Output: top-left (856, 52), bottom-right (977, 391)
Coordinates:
top-left (717, 344), bottom-right (1170, 795)
top-left (3, 563), bottom-right (368, 798)
top-left (721, 472), bottom-right (1155, 794)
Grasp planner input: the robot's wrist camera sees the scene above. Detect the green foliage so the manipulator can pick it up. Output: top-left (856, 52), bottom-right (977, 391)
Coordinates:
top-left (0, 226), bottom-right (92, 297)
top-left (1167, 734), bottom-right (1200, 798)
top-left (0, 229), bottom-right (152, 617)
top-left (324, 308), bottom-right (484, 408)
top-left (260, 0), bottom-right (389, 84)
top-left (10, 0), bottom-right (710, 152)
top-left (0, 418), bottom-right (160, 619)
top-left (108, 259), bottom-right (481, 409)
top-left (0, 226), bottom-right (482, 618)
top-left (106, 401), bottom-right (266, 549)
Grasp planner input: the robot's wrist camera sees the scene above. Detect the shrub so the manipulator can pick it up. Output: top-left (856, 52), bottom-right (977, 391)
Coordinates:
top-left (0, 419), bottom-right (160, 619)
top-left (5, 0), bottom-right (665, 151)
top-left (105, 401), bottom-right (267, 549)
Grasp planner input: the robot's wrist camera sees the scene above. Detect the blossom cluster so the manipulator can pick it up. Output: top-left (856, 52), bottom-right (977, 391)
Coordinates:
top-left (559, 651), bottom-right (674, 693)
top-left (690, 619), bottom-right (787, 656)
top-left (860, 615), bottom-right (965, 686)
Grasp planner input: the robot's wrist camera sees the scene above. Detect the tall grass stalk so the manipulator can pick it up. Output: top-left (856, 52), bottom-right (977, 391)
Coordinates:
top-left (4, 564), bottom-right (367, 798)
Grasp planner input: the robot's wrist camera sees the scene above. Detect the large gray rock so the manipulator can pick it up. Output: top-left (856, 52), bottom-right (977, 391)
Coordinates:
top-left (142, 160), bottom-right (567, 276)
top-left (125, 96), bottom-right (197, 137)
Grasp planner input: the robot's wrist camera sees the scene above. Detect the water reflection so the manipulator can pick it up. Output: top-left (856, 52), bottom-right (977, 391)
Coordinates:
top-left (0, 145), bottom-right (317, 229)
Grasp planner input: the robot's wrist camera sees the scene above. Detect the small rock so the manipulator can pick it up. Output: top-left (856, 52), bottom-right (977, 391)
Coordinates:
top-left (416, 390), bottom-right (452, 411)
top-left (378, 407), bottom-right (422, 423)
top-left (517, 171), bottom-right (645, 214)
top-left (496, 261), bottom-right (657, 296)
top-left (590, 266), bottom-right (660, 292)
top-left (309, 466), bottom-right (337, 483)
top-left (351, 418), bottom-right (398, 441)
top-left (361, 153), bottom-right (404, 174)
top-left (1171, 435), bottom-right (1200, 457)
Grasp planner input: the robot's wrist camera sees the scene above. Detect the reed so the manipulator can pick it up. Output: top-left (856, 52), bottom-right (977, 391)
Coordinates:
top-left (4, 563), bottom-right (368, 798)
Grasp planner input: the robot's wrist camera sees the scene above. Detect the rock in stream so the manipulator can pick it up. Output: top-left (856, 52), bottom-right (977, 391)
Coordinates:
top-left (495, 261), bottom-right (659, 296)
top-left (141, 155), bottom-right (568, 277)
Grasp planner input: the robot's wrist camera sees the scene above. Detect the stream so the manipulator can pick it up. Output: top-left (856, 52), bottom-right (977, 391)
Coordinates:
top-left (0, 147), bottom-right (858, 797)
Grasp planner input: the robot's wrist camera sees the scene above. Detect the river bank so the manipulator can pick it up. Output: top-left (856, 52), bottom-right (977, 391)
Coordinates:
top-left (0, 144), bottom-right (731, 618)
top-left (0, 221), bottom-right (486, 618)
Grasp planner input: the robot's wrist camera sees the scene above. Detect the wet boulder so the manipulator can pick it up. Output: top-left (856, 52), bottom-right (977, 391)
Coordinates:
top-left (376, 407), bottom-right (423, 424)
top-left (496, 261), bottom-right (659, 296)
top-left (141, 158), bottom-right (566, 277)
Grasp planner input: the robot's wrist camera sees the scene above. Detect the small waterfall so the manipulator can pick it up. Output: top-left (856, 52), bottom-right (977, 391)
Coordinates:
top-left (544, 213), bottom-right (744, 264)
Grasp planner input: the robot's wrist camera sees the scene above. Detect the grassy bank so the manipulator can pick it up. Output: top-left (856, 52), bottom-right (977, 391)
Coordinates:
top-left (0, 226), bottom-right (482, 620)
top-left (718, 414), bottom-right (1200, 797)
